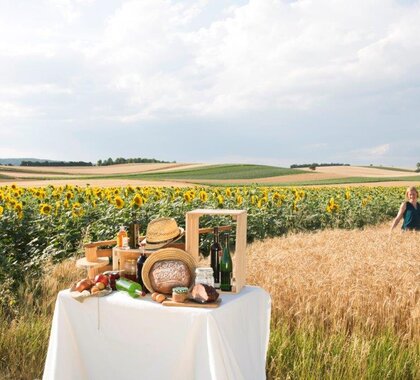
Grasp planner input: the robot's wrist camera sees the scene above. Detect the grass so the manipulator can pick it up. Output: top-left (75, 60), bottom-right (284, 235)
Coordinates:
top-left (1, 224), bottom-right (419, 379)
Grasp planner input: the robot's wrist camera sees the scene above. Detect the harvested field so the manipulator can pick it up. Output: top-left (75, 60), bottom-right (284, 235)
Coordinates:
top-left (0, 163), bottom-right (201, 175)
top-left (0, 178), bottom-right (195, 188)
top-left (315, 165), bottom-right (418, 177)
top-left (1, 163), bottom-right (419, 187)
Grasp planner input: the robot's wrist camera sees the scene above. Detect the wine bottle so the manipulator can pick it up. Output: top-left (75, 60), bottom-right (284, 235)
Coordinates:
top-left (128, 215), bottom-right (140, 249)
top-left (136, 243), bottom-right (148, 292)
top-left (210, 227), bottom-right (221, 288)
top-left (220, 233), bottom-right (233, 291)
top-left (116, 277), bottom-right (145, 298)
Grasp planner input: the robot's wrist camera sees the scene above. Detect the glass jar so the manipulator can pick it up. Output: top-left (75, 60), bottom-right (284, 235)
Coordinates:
top-left (195, 267), bottom-right (215, 287)
top-left (123, 258), bottom-right (137, 282)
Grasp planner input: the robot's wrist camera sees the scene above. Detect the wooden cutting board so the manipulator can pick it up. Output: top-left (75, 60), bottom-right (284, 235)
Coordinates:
top-left (162, 298), bottom-right (221, 308)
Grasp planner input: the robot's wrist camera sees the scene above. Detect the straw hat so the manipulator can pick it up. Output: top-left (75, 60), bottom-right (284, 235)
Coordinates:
top-left (141, 248), bottom-right (196, 293)
top-left (140, 217), bottom-right (184, 251)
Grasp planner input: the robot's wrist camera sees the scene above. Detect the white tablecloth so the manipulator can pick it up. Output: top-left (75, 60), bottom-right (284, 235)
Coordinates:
top-left (43, 286), bottom-right (271, 380)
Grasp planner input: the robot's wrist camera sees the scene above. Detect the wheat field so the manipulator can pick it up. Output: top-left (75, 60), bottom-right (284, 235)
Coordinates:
top-left (1, 223), bottom-right (419, 379)
top-left (247, 224), bottom-right (419, 379)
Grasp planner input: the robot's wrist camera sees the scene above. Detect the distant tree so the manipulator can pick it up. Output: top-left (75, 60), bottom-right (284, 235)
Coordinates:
top-left (309, 164), bottom-right (316, 170)
top-left (416, 162), bottom-right (420, 172)
top-left (105, 157), bottom-right (114, 166)
top-left (97, 159), bottom-right (102, 166)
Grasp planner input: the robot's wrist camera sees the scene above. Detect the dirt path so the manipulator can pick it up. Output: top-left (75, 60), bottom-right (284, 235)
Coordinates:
top-left (315, 166), bottom-right (417, 177)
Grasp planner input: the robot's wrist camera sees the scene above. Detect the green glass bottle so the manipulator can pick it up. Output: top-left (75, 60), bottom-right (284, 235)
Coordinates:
top-left (116, 277), bottom-right (145, 298)
top-left (220, 233), bottom-right (233, 291)
top-left (128, 212), bottom-right (140, 249)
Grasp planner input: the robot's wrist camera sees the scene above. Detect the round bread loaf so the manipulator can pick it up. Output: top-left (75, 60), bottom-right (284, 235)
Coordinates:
top-left (149, 260), bottom-right (192, 294)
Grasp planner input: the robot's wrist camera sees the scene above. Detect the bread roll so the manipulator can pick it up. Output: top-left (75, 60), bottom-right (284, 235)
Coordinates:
top-left (75, 279), bottom-right (94, 292)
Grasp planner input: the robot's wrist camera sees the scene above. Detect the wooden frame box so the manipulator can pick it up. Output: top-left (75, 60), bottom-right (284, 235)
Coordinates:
top-left (112, 247), bottom-right (142, 272)
top-left (185, 209), bottom-right (247, 293)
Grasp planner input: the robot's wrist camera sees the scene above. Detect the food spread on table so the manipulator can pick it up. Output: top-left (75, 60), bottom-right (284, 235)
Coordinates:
top-left (70, 216), bottom-right (238, 307)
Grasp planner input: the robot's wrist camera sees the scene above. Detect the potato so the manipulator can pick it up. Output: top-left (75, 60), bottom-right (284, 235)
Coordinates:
top-left (152, 292), bottom-right (159, 301)
top-left (156, 294), bottom-right (166, 303)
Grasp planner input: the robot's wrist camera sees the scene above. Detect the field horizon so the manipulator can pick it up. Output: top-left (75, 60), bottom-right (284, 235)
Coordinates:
top-left (1, 162), bottom-right (419, 188)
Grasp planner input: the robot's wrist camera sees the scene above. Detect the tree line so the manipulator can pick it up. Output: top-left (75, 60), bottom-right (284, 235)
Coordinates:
top-left (19, 157), bottom-right (173, 167)
top-left (21, 161), bottom-right (92, 167)
top-left (290, 163), bottom-right (350, 169)
top-left (97, 157), bottom-right (173, 166)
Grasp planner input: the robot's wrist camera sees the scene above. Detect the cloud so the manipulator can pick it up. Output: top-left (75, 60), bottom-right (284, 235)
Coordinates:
top-left (351, 144), bottom-right (391, 160)
top-left (1, 0), bottom-right (420, 122)
top-left (82, 0), bottom-right (420, 119)
top-left (0, 0), bottom-right (419, 167)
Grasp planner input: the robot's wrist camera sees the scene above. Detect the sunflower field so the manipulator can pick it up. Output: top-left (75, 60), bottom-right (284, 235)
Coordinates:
top-left (0, 183), bottom-right (405, 313)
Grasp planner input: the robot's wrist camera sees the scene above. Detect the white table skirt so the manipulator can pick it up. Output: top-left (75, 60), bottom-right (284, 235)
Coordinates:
top-left (43, 286), bottom-right (271, 380)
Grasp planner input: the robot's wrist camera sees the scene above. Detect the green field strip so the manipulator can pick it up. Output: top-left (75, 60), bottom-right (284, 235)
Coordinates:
top-left (115, 164), bottom-right (307, 180)
top-left (0, 164), bottom-right (305, 182)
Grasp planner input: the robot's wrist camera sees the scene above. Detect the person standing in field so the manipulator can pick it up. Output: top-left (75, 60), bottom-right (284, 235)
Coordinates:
top-left (390, 186), bottom-right (420, 231)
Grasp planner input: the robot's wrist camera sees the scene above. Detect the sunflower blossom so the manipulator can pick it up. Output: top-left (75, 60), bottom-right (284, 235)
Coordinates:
top-left (114, 196), bottom-right (125, 209)
top-left (72, 202), bottom-right (84, 217)
top-left (132, 194), bottom-right (143, 207)
top-left (40, 203), bottom-right (52, 215)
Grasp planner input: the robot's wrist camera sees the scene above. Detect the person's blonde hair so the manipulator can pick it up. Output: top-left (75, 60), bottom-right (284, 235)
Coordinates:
top-left (405, 186), bottom-right (418, 200)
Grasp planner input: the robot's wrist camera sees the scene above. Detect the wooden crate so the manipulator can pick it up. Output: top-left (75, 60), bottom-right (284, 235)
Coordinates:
top-left (185, 209), bottom-right (247, 293)
top-left (76, 240), bottom-right (115, 279)
top-left (112, 247), bottom-right (142, 272)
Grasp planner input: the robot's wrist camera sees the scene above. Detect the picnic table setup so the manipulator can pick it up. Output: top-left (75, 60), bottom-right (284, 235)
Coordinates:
top-left (43, 209), bottom-right (271, 380)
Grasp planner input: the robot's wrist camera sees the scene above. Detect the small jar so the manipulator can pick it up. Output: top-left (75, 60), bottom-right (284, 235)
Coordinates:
top-left (195, 267), bottom-right (215, 287)
top-left (123, 259), bottom-right (137, 282)
top-left (172, 287), bottom-right (189, 303)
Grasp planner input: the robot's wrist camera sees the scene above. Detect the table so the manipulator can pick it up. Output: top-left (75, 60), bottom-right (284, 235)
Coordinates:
top-left (43, 286), bottom-right (271, 380)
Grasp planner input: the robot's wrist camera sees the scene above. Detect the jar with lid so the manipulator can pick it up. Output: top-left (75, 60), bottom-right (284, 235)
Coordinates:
top-left (195, 267), bottom-right (215, 287)
top-left (123, 258), bottom-right (137, 282)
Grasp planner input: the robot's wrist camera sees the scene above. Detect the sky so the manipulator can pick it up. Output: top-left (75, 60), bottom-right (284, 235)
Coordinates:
top-left (0, 0), bottom-right (419, 168)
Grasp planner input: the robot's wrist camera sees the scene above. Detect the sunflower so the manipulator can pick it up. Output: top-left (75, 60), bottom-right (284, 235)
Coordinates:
top-left (184, 191), bottom-right (193, 203)
top-left (55, 201), bottom-right (61, 215)
top-left (0, 205), bottom-right (3, 217)
top-left (72, 202), bottom-right (84, 217)
top-left (132, 194), bottom-right (143, 207)
top-left (257, 198), bottom-right (266, 209)
top-left (14, 202), bottom-right (23, 214)
top-left (326, 198), bottom-right (339, 213)
top-left (199, 191), bottom-right (208, 202)
top-left (114, 196), bottom-right (124, 209)
top-left (236, 195), bottom-right (243, 206)
top-left (217, 194), bottom-right (224, 205)
top-left (345, 190), bottom-right (351, 200)
top-left (40, 203), bottom-right (52, 215)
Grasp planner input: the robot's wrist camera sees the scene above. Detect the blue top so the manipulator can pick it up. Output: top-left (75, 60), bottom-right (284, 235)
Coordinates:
top-left (402, 202), bottom-right (420, 231)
